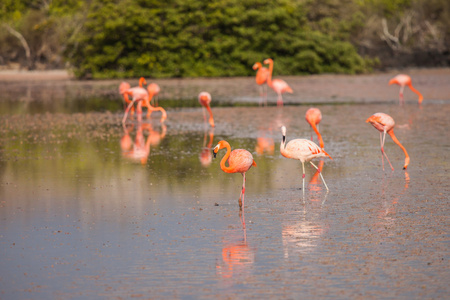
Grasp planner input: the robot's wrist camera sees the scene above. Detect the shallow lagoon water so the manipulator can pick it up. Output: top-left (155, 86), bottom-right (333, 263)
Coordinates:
top-left (0, 72), bottom-right (449, 299)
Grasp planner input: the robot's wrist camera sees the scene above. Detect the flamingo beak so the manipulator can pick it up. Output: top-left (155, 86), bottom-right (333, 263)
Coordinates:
top-left (213, 144), bottom-right (219, 158)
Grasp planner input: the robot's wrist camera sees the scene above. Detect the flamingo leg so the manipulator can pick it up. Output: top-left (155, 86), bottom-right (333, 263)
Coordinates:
top-left (238, 173), bottom-right (246, 211)
top-left (380, 130), bottom-right (394, 171)
top-left (263, 84), bottom-right (268, 106)
top-left (277, 93), bottom-right (283, 107)
top-left (399, 86), bottom-right (405, 104)
top-left (122, 99), bottom-right (138, 125)
top-left (310, 161), bottom-right (329, 191)
top-left (239, 173), bottom-right (246, 229)
top-left (301, 161), bottom-right (306, 198)
top-left (259, 85), bottom-right (264, 106)
top-left (202, 107), bottom-right (207, 123)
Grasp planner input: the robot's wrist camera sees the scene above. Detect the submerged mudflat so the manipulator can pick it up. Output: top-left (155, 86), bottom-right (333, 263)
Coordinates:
top-left (0, 70), bottom-right (449, 299)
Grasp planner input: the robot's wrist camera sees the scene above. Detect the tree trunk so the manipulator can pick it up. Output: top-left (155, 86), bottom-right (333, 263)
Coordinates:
top-left (2, 23), bottom-right (32, 69)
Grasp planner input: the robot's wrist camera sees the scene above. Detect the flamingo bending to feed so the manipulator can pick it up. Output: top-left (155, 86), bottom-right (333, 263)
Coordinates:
top-left (280, 126), bottom-right (332, 193)
top-left (305, 108), bottom-right (324, 149)
top-left (213, 140), bottom-right (257, 214)
top-left (198, 92), bottom-right (215, 127)
top-left (121, 86), bottom-right (167, 124)
top-left (252, 62), bottom-right (270, 105)
top-left (118, 77), bottom-right (147, 116)
top-left (389, 74), bottom-right (423, 104)
top-left (366, 113), bottom-right (410, 171)
top-left (263, 58), bottom-right (293, 106)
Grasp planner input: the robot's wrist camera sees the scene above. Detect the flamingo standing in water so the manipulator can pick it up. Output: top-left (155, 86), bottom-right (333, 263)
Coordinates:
top-left (263, 58), bottom-right (293, 106)
top-left (213, 140), bottom-right (257, 215)
top-left (305, 108), bottom-right (324, 149)
top-left (280, 126), bottom-right (332, 193)
top-left (252, 62), bottom-right (270, 106)
top-left (119, 77), bottom-right (148, 117)
top-left (389, 74), bottom-right (423, 104)
top-left (121, 85), bottom-right (167, 125)
top-left (366, 113), bottom-right (410, 171)
top-left (198, 91), bottom-right (215, 127)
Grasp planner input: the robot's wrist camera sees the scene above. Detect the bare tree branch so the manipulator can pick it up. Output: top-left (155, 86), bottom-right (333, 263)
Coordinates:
top-left (2, 23), bottom-right (32, 68)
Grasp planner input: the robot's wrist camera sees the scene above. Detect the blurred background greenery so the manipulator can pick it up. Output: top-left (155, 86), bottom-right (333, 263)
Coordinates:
top-left (1, 0), bottom-right (449, 78)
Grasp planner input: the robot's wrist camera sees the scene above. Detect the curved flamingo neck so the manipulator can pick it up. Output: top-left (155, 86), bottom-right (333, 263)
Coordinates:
top-left (205, 104), bottom-right (215, 127)
top-left (219, 141), bottom-right (234, 173)
top-left (139, 77), bottom-right (146, 87)
top-left (310, 123), bottom-right (324, 148)
top-left (408, 83), bottom-right (423, 104)
top-left (388, 130), bottom-right (410, 169)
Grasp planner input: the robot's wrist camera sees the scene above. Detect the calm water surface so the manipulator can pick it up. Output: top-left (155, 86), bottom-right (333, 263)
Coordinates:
top-left (0, 78), bottom-right (449, 299)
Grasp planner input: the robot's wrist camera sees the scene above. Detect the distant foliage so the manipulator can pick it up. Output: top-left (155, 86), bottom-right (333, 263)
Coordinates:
top-left (1, 0), bottom-right (448, 76)
top-left (66, 0), bottom-right (370, 78)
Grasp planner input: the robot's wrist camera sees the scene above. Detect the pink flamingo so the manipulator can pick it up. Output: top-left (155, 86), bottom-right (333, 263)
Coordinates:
top-left (389, 74), bottom-right (423, 104)
top-left (305, 108), bottom-right (324, 149)
top-left (366, 113), bottom-right (410, 171)
top-left (263, 58), bottom-right (293, 106)
top-left (280, 126), bottom-right (332, 193)
top-left (121, 86), bottom-right (167, 124)
top-left (118, 77), bottom-right (147, 117)
top-left (213, 140), bottom-right (257, 215)
top-left (252, 62), bottom-right (270, 105)
top-left (198, 91), bottom-right (215, 127)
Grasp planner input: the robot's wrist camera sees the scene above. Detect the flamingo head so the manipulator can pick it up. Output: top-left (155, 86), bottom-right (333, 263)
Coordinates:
top-left (403, 157), bottom-right (410, 170)
top-left (252, 62), bottom-right (261, 70)
top-left (119, 82), bottom-right (131, 94)
top-left (281, 126), bottom-right (286, 136)
top-left (388, 78), bottom-right (398, 85)
top-left (212, 140), bottom-right (226, 158)
top-left (263, 58), bottom-right (273, 65)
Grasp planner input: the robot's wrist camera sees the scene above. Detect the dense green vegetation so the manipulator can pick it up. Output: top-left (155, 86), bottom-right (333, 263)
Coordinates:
top-left (1, 0), bottom-right (448, 78)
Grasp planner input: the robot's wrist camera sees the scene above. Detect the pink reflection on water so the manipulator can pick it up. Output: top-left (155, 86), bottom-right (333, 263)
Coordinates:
top-left (120, 123), bottom-right (166, 164)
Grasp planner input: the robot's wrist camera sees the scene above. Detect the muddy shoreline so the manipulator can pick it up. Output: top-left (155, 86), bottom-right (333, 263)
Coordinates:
top-left (1, 68), bottom-right (449, 105)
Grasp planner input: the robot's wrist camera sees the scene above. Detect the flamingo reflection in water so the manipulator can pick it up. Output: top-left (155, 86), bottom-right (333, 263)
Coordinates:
top-left (373, 171), bottom-right (410, 236)
top-left (255, 127), bottom-right (274, 156)
top-left (120, 123), bottom-right (167, 165)
top-left (282, 205), bottom-right (327, 258)
top-left (216, 216), bottom-right (255, 280)
top-left (199, 126), bottom-right (215, 167)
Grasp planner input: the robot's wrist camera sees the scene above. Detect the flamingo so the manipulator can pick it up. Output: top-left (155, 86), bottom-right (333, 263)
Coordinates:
top-left (198, 91), bottom-right (215, 127)
top-left (305, 108), bottom-right (324, 149)
top-left (252, 62), bottom-right (270, 106)
top-left (119, 81), bottom-right (132, 111)
top-left (280, 126), bottom-right (332, 193)
top-left (366, 113), bottom-right (410, 171)
top-left (121, 86), bottom-right (167, 125)
top-left (389, 74), bottom-right (423, 104)
top-left (263, 58), bottom-right (293, 106)
top-left (147, 83), bottom-right (161, 106)
top-left (118, 77), bottom-right (147, 117)
top-left (213, 140), bottom-right (257, 216)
